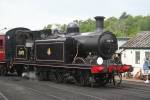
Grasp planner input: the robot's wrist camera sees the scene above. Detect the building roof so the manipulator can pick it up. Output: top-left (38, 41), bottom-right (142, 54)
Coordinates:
top-left (120, 31), bottom-right (150, 49)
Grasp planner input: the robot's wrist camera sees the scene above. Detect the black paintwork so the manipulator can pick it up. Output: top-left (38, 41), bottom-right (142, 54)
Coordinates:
top-left (5, 28), bottom-right (30, 62)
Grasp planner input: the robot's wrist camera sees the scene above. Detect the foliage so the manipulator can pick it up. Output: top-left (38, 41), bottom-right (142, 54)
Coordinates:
top-left (44, 12), bottom-right (150, 37)
top-left (44, 24), bottom-right (52, 29)
top-left (77, 19), bottom-right (96, 33)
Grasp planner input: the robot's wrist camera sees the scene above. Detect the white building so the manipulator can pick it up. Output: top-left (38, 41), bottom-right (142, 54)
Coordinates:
top-left (117, 37), bottom-right (130, 50)
top-left (120, 31), bottom-right (150, 76)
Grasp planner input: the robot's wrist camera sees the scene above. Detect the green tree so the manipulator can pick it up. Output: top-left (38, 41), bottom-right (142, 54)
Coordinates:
top-left (44, 12), bottom-right (150, 37)
top-left (44, 24), bottom-right (52, 29)
top-left (60, 24), bottom-right (67, 32)
top-left (79, 18), bottom-right (96, 32)
top-left (140, 16), bottom-right (150, 31)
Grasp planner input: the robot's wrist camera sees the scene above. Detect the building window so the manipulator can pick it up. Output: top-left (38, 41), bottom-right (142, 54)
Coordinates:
top-left (145, 52), bottom-right (150, 60)
top-left (135, 51), bottom-right (140, 64)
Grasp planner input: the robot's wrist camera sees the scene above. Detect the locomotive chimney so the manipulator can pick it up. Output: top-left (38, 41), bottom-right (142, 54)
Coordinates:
top-left (94, 16), bottom-right (105, 33)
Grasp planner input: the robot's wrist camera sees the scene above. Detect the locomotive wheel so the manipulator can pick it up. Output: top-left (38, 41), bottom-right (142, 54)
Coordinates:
top-left (54, 71), bottom-right (64, 83)
top-left (112, 73), bottom-right (122, 86)
top-left (16, 69), bottom-right (23, 76)
top-left (78, 70), bottom-right (86, 86)
top-left (90, 75), bottom-right (96, 87)
top-left (15, 65), bottom-right (24, 76)
top-left (36, 67), bottom-right (49, 81)
top-left (0, 65), bottom-right (8, 76)
top-left (38, 71), bottom-right (46, 81)
top-left (0, 65), bottom-right (7, 76)
top-left (97, 74), bottom-right (110, 86)
top-left (73, 57), bottom-right (90, 86)
top-left (77, 70), bottom-right (91, 86)
top-left (37, 71), bottom-right (43, 81)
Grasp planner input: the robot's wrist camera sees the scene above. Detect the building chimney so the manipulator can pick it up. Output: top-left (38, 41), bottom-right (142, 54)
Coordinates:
top-left (94, 16), bottom-right (105, 33)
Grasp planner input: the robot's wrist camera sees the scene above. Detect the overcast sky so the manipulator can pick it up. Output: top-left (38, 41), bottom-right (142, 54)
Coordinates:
top-left (0, 0), bottom-right (150, 30)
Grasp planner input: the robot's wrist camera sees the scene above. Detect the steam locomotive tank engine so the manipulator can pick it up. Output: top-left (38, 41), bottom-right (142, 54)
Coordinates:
top-left (35, 16), bottom-right (132, 86)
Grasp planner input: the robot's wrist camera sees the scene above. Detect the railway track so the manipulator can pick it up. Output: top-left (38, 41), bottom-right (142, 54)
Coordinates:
top-left (0, 76), bottom-right (107, 100)
top-left (0, 76), bottom-right (150, 100)
top-left (0, 91), bottom-right (9, 100)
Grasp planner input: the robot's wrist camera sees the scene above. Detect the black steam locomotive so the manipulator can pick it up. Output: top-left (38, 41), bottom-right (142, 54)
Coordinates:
top-left (0, 16), bottom-right (132, 87)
